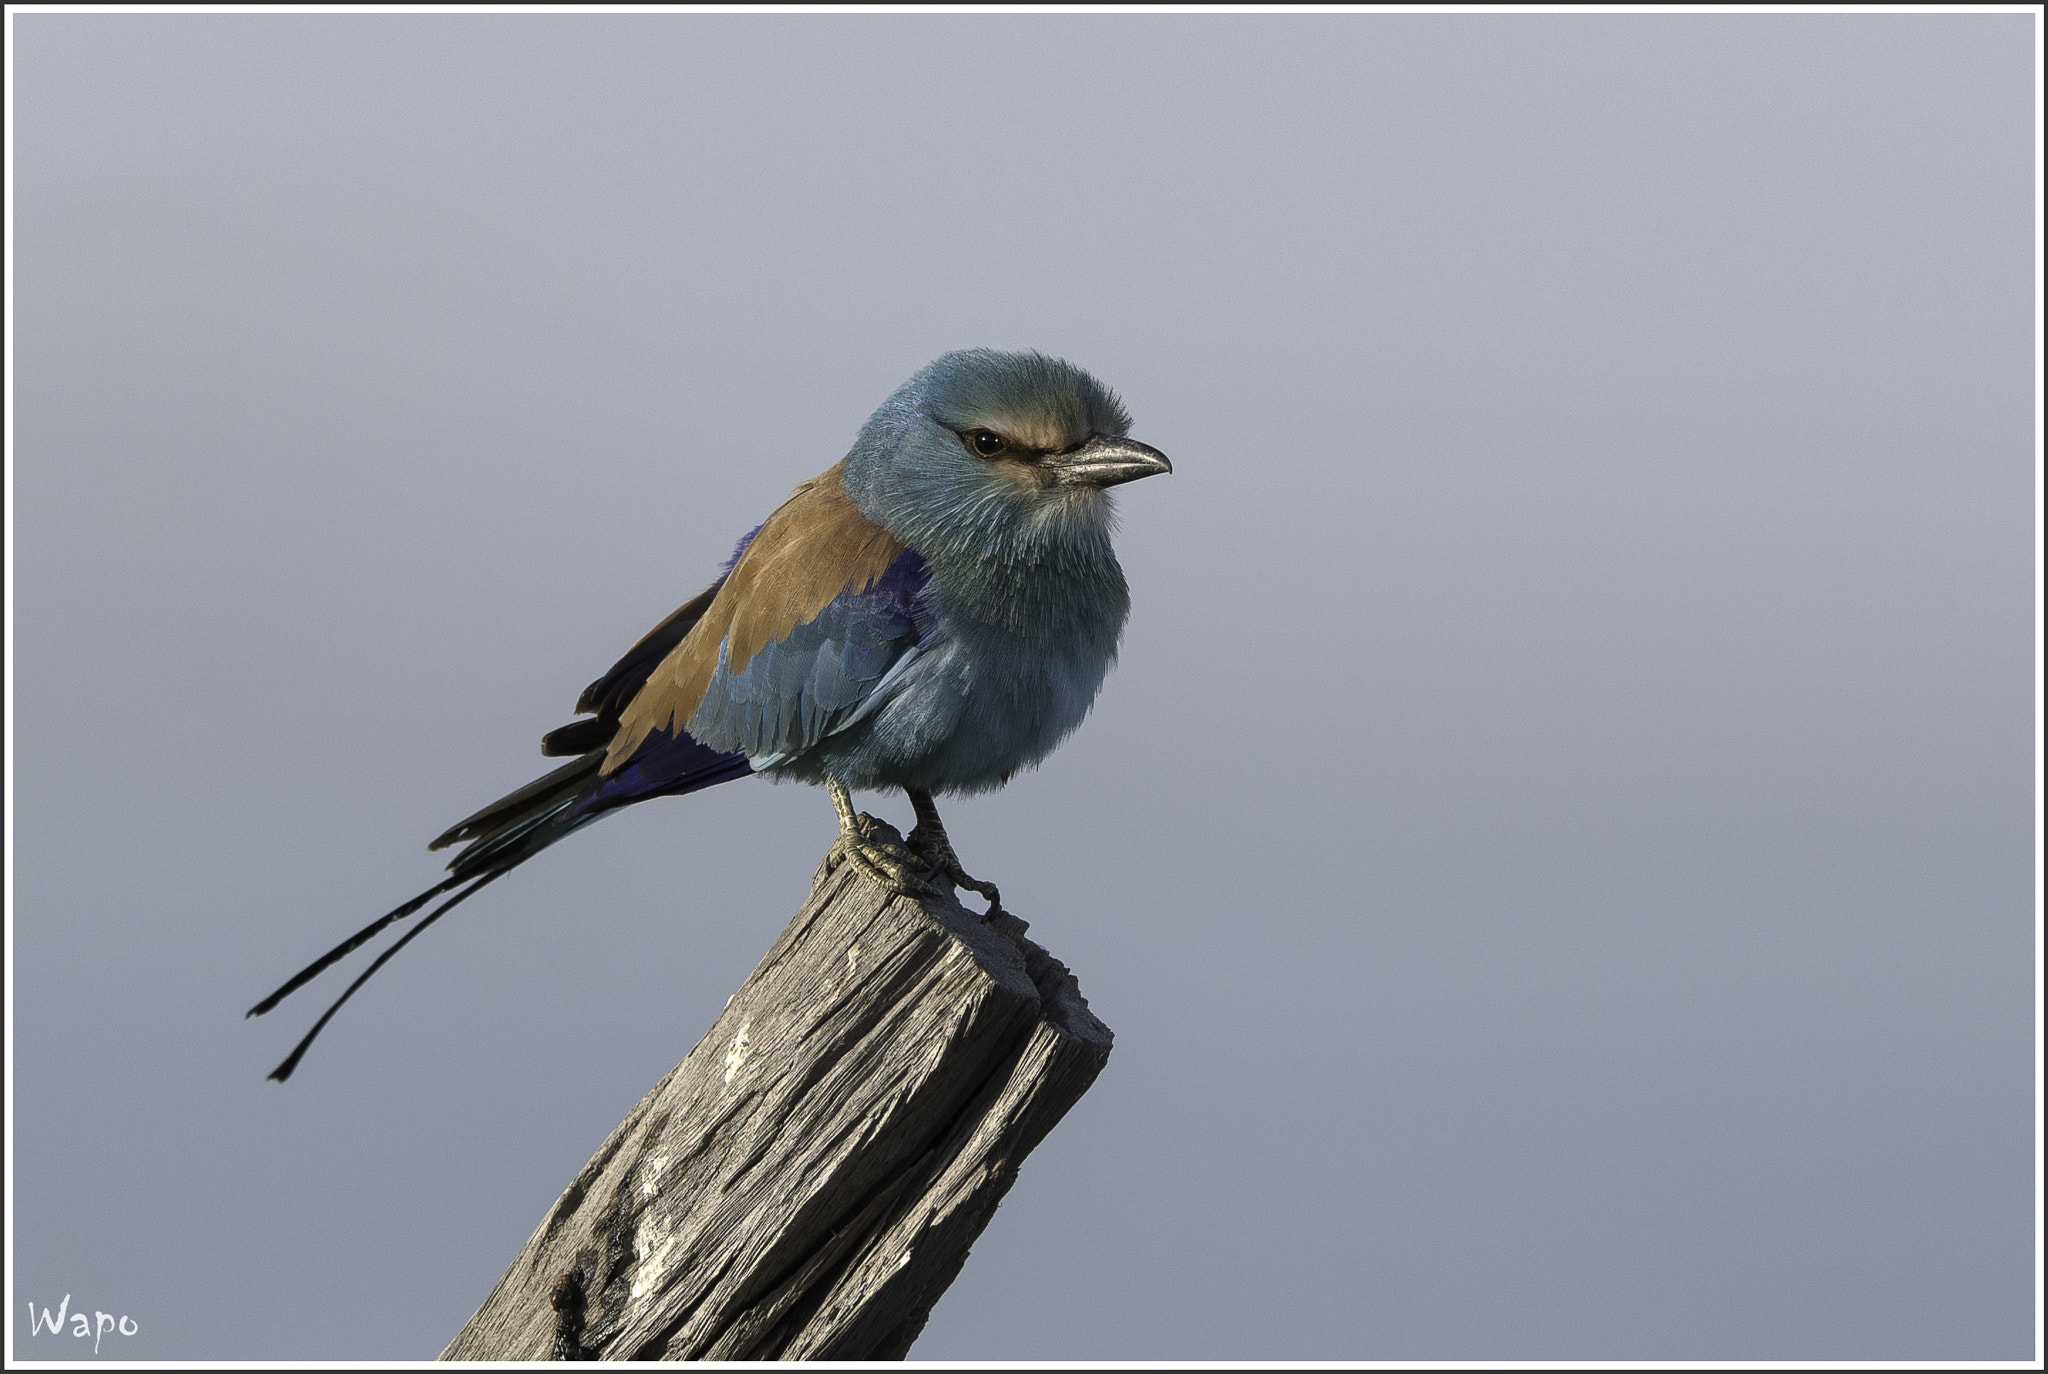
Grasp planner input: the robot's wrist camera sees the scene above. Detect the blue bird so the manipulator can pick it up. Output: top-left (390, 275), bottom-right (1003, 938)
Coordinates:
top-left (248, 349), bottom-right (1171, 1080)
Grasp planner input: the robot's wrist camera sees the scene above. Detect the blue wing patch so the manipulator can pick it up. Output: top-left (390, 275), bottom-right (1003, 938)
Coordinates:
top-left (689, 547), bottom-right (930, 768)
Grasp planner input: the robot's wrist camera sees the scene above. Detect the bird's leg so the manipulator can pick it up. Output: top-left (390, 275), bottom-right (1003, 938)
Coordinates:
top-left (904, 788), bottom-right (1003, 915)
top-left (820, 780), bottom-right (931, 898)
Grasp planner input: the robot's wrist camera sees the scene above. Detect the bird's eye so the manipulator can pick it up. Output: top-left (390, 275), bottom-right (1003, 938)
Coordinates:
top-left (964, 430), bottom-right (1008, 458)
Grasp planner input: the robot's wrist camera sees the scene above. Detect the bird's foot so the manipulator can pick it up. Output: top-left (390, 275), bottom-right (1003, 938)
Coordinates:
top-left (820, 809), bottom-right (935, 901)
top-left (906, 823), bottom-right (1003, 916)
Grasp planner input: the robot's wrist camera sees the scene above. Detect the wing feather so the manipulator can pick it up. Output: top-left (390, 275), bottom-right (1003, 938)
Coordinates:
top-left (605, 461), bottom-right (915, 770)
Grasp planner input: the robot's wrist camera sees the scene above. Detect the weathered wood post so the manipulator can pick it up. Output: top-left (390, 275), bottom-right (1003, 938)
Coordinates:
top-left (440, 821), bottom-right (1113, 1361)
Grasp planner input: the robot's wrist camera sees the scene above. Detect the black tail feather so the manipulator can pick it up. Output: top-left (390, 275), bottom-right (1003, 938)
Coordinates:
top-left (429, 753), bottom-right (603, 852)
top-left (246, 875), bottom-right (465, 1019)
top-left (265, 870), bottom-right (509, 1083)
top-left (540, 716), bottom-right (615, 757)
top-left (254, 750), bottom-right (608, 1075)
top-left (445, 795), bottom-right (584, 880)
top-left (254, 589), bottom-right (750, 1080)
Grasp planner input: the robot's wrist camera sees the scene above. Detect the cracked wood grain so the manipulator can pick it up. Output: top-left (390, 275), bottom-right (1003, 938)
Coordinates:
top-left (440, 826), bottom-right (1113, 1362)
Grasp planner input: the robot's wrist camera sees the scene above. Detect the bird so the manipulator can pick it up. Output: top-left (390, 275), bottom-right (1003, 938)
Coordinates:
top-left (247, 349), bottom-right (1171, 1081)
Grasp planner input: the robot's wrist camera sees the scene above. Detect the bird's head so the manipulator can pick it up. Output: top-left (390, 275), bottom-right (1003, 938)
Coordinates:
top-left (843, 350), bottom-right (1171, 561)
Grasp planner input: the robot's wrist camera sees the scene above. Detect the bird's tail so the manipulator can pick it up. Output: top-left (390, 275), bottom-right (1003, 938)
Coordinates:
top-left (249, 577), bottom-right (751, 1081)
top-left (245, 870), bottom-right (511, 1082)
top-left (247, 733), bottom-right (748, 1082)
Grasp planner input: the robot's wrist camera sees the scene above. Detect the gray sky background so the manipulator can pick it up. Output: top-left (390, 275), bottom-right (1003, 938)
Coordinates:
top-left (7, 12), bottom-right (2037, 1362)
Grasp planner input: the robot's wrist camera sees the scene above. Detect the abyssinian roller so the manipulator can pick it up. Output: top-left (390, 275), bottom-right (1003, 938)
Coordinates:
top-left (248, 350), bottom-right (1171, 1081)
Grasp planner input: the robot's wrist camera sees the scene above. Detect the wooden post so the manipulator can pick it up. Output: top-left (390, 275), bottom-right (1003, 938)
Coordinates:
top-left (440, 823), bottom-right (1114, 1362)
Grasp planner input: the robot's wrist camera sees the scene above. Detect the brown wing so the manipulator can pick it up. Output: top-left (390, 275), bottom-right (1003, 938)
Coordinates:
top-left (603, 461), bottom-right (904, 771)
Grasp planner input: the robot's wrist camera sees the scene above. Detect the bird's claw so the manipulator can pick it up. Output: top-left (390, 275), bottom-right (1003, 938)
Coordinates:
top-left (906, 824), bottom-right (1003, 916)
top-left (820, 782), bottom-right (1001, 915)
top-left (822, 811), bottom-right (938, 900)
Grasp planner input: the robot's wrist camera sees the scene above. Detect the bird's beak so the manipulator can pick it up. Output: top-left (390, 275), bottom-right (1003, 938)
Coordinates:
top-left (1047, 435), bottom-right (1174, 489)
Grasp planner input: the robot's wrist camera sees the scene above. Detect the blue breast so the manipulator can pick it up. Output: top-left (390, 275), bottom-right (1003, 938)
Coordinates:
top-left (785, 551), bottom-right (1132, 794)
